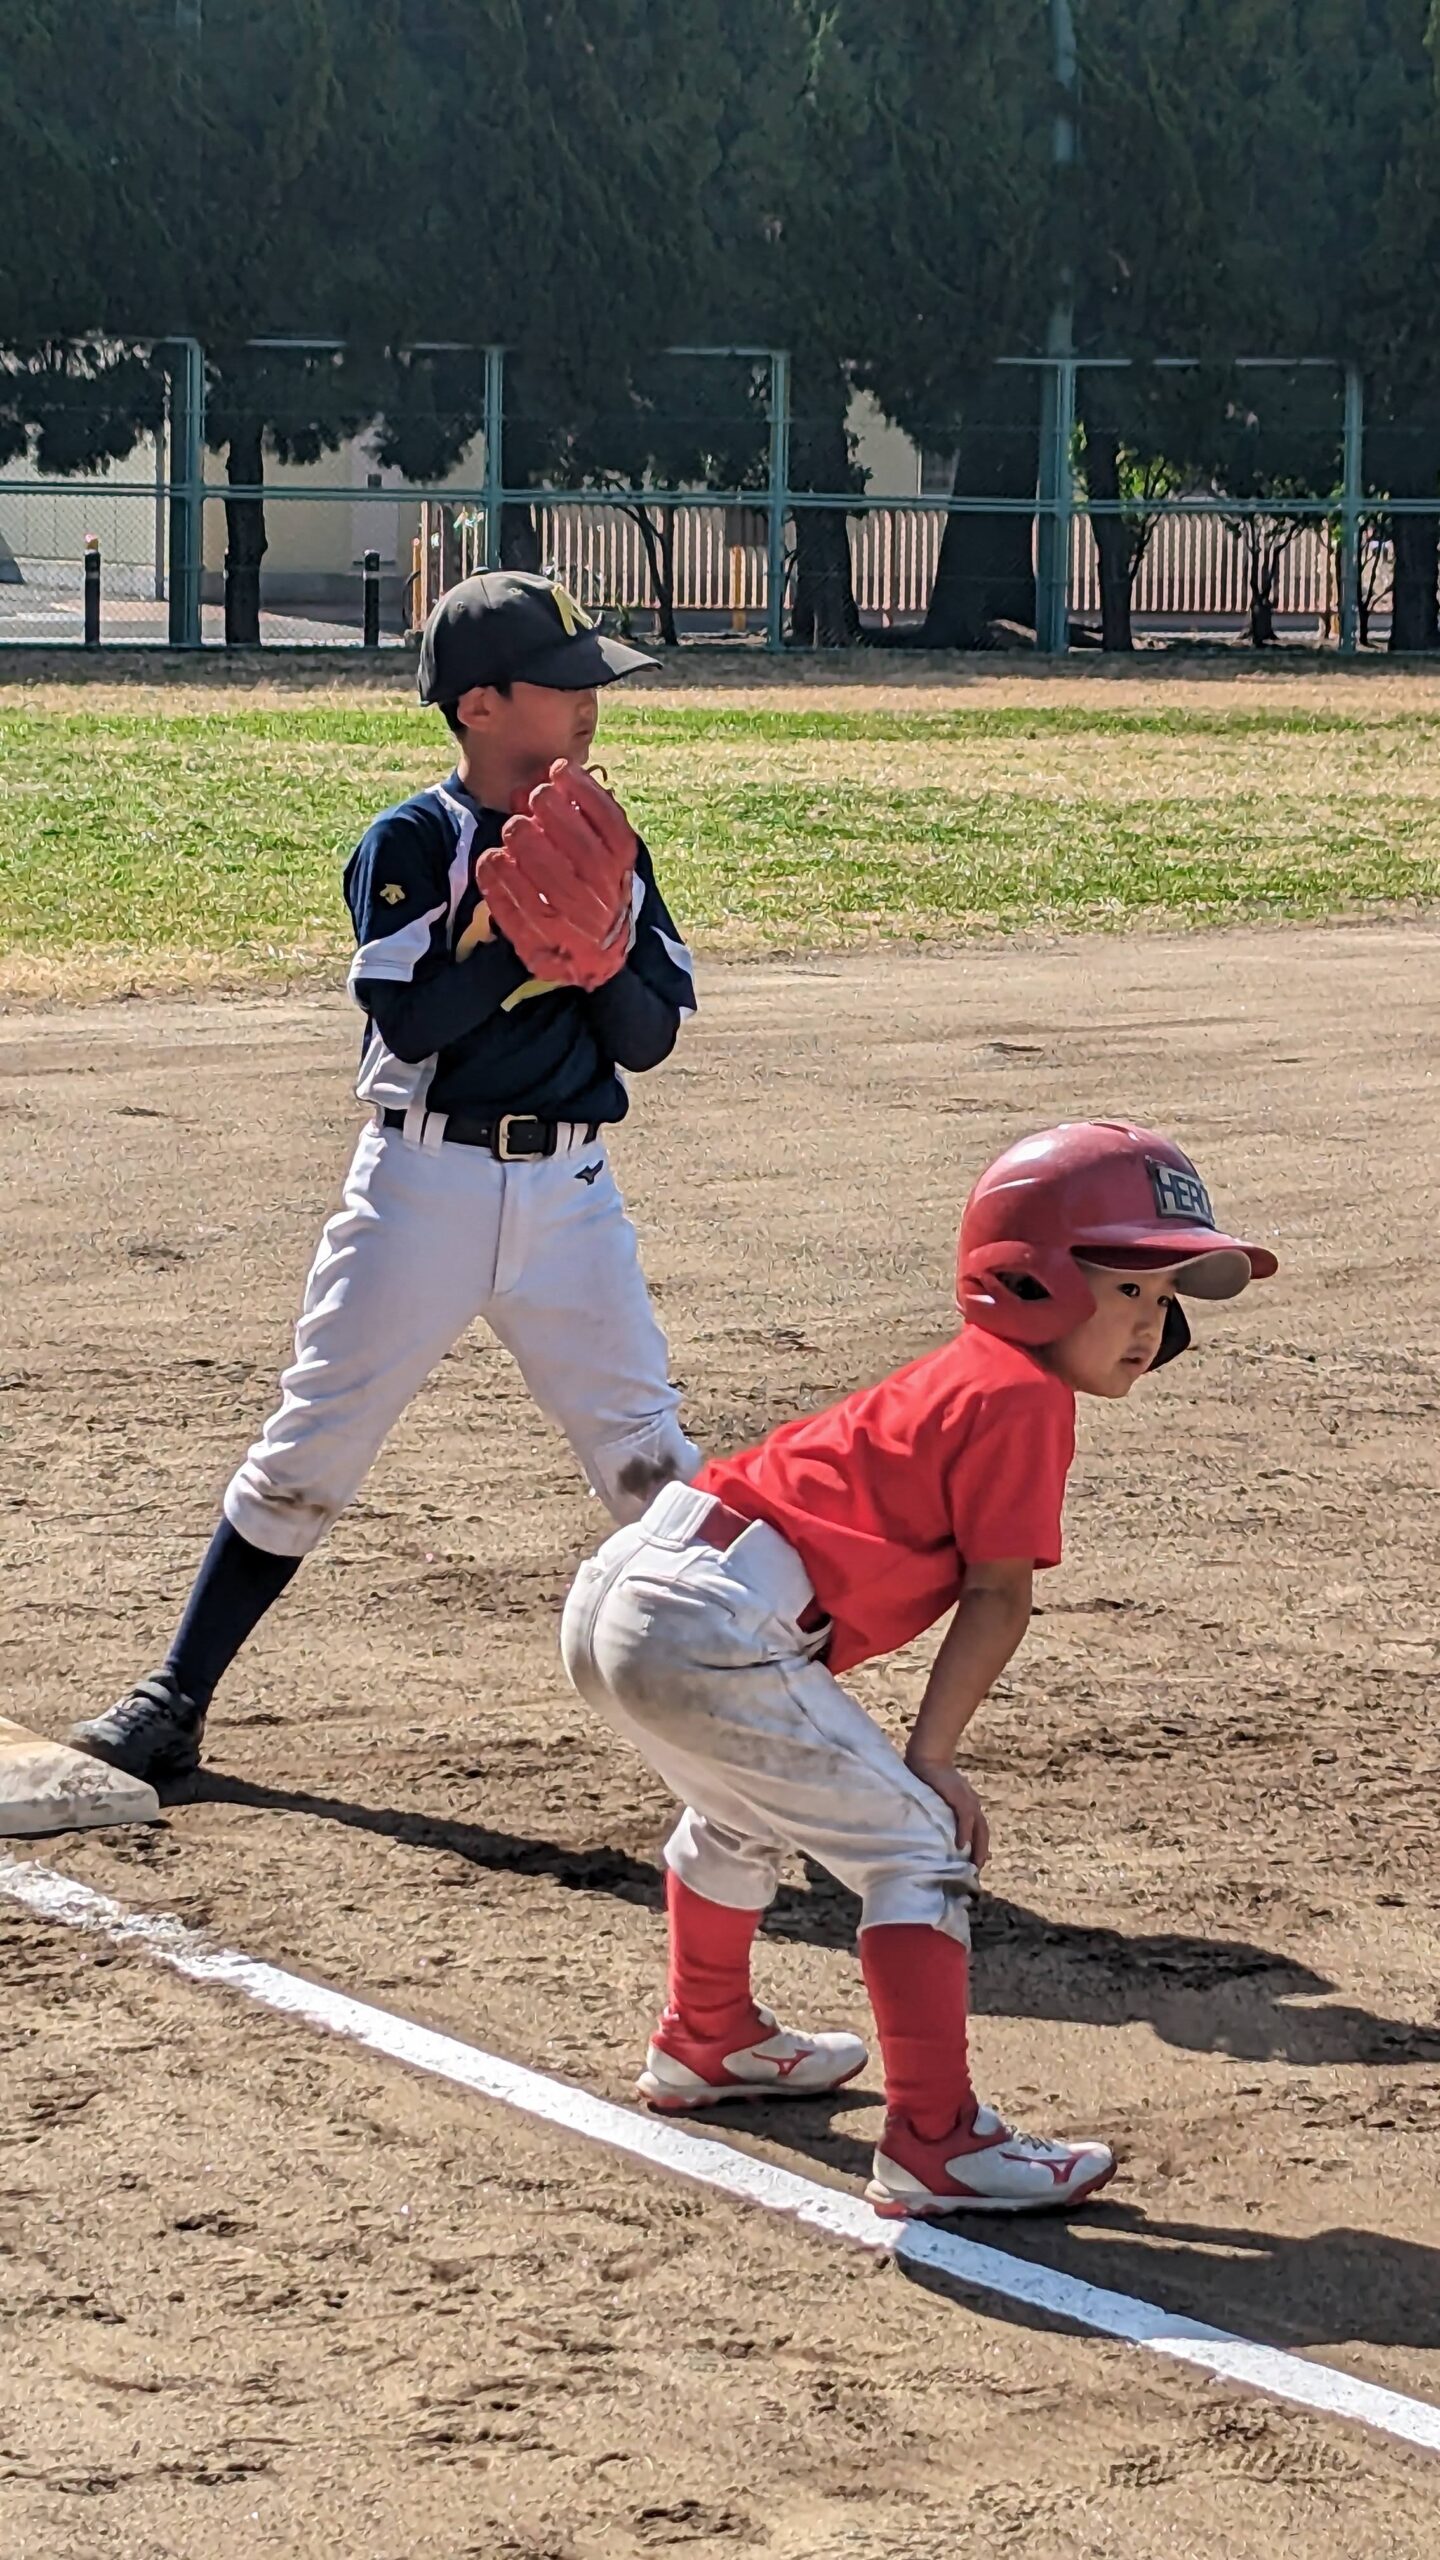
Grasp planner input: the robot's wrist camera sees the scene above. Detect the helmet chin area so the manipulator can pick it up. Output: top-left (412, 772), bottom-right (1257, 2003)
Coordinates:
top-left (1151, 1299), bottom-right (1192, 1368)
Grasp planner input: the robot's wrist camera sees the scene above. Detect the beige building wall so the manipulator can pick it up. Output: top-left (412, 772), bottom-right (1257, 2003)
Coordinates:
top-left (220, 427), bottom-right (492, 603)
top-left (182, 391), bottom-right (929, 604)
top-left (846, 391), bottom-right (923, 499)
top-left (204, 437), bottom-right (398, 579)
top-left (0, 435), bottom-right (166, 591)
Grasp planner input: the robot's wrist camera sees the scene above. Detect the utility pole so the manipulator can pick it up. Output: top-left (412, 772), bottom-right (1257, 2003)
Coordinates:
top-left (765, 351), bottom-right (791, 651)
top-left (166, 0), bottom-right (205, 646)
top-left (1035, 0), bottom-right (1079, 655)
top-left (1338, 363), bottom-right (1364, 654)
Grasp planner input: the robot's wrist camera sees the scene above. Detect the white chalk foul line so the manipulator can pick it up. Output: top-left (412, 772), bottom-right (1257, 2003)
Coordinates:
top-left (5, 1852), bottom-right (1438, 2460)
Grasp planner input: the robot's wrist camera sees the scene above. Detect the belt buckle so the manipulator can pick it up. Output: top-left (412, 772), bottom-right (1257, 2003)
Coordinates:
top-left (495, 1113), bottom-right (547, 1161)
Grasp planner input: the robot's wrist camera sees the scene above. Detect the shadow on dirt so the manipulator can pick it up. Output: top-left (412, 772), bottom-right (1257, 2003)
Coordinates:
top-left (729, 2103), bottom-right (1440, 2353)
top-left (893, 2198), bottom-right (1440, 2357)
top-left (681, 2107), bottom-right (1440, 2357)
top-left (195, 1770), bottom-right (1440, 2075)
top-left (190, 1769), bottom-right (1440, 2360)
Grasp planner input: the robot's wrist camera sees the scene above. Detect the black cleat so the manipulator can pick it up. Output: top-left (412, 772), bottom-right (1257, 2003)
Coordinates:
top-left (70, 1670), bottom-right (206, 1783)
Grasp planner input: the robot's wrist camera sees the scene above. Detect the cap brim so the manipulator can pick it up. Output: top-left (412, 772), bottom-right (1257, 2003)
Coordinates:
top-left (1079, 1230), bottom-right (1278, 1294)
top-left (514, 630), bottom-right (660, 689)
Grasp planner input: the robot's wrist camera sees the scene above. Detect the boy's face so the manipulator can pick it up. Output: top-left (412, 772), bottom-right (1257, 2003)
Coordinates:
top-left (456, 679), bottom-right (599, 796)
top-left (1044, 1261), bottom-right (1179, 1399)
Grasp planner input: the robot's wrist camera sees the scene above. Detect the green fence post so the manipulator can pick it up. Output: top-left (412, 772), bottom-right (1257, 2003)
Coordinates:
top-left (1339, 363), bottom-right (1363, 655)
top-left (1036, 347), bottom-right (1077, 654)
top-left (1035, 0), bottom-right (1078, 656)
top-left (765, 350), bottom-right (791, 651)
top-left (166, 336), bottom-right (205, 649)
top-left (483, 346), bottom-right (505, 572)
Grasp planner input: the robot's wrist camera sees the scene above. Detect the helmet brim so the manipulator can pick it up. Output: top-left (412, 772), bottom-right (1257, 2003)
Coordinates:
top-left (1076, 1228), bottom-right (1277, 1294)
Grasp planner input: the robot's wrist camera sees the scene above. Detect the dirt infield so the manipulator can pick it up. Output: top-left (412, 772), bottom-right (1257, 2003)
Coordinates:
top-left (3, 924), bottom-right (1439, 2558)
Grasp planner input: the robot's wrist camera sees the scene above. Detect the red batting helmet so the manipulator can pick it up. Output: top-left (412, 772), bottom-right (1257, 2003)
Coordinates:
top-left (957, 1121), bottom-right (1277, 1364)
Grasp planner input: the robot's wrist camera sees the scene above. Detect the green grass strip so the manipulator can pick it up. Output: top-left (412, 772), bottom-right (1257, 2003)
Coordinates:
top-left (1, 696), bottom-right (1436, 982)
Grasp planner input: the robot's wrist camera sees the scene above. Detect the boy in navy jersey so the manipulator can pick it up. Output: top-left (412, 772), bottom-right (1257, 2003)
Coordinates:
top-left (76, 573), bottom-right (698, 1784)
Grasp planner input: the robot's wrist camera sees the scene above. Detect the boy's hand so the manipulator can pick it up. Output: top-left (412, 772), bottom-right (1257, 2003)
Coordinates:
top-left (905, 1751), bottom-right (990, 1868)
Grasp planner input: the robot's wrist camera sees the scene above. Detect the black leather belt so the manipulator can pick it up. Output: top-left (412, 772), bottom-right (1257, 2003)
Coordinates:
top-left (380, 1107), bottom-right (598, 1161)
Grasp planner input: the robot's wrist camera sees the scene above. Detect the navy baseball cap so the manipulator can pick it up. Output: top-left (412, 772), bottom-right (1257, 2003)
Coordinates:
top-left (417, 570), bottom-right (658, 704)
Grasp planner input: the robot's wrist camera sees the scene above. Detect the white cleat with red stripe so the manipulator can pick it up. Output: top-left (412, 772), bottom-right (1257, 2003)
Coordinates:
top-left (638, 2006), bottom-right (868, 2112)
top-left (868, 2104), bottom-right (1116, 2217)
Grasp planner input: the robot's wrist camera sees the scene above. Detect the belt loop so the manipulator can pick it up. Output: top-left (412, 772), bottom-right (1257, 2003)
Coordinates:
top-left (420, 1109), bottom-right (447, 1154)
top-left (401, 1102), bottom-right (427, 1149)
top-left (645, 1481), bottom-right (716, 1540)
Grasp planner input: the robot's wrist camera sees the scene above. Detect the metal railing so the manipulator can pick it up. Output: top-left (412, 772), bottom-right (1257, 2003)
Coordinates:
top-left (0, 337), bottom-right (1428, 651)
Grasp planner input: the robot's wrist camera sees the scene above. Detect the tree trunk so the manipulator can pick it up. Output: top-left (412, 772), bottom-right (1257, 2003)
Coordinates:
top-left (630, 504), bottom-right (679, 646)
top-left (500, 505), bottom-right (541, 572)
top-left (223, 423), bottom-right (266, 647)
top-left (1359, 528), bottom-right (1378, 649)
top-left (1389, 514), bottom-right (1439, 651)
top-left (1084, 428), bottom-right (1134, 651)
top-left (922, 378), bottom-right (1039, 647)
top-left (791, 506), bottom-right (860, 646)
top-left (788, 356), bottom-right (861, 647)
top-left (1242, 525), bottom-right (1278, 647)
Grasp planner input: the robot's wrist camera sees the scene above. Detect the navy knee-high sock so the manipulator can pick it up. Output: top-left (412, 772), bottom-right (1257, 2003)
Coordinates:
top-left (165, 1520), bottom-right (300, 1711)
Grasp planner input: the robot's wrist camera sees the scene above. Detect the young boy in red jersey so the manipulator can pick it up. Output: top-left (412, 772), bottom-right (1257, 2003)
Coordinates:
top-left (562, 1121), bottom-right (1277, 2217)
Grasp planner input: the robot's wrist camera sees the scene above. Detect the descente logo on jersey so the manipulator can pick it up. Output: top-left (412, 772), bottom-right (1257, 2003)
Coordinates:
top-left (1148, 1159), bottom-right (1215, 1227)
top-left (552, 584), bottom-right (594, 636)
top-left (380, 882), bottom-right (406, 906)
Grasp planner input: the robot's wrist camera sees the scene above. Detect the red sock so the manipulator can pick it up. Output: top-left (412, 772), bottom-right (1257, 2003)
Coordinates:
top-left (663, 1870), bottom-right (764, 2044)
top-left (860, 1923), bottom-right (976, 2142)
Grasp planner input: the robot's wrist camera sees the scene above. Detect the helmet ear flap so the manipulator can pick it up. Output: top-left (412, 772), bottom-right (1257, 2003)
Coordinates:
top-left (957, 1242), bottom-right (1095, 1346)
top-left (1151, 1298), bottom-right (1192, 1369)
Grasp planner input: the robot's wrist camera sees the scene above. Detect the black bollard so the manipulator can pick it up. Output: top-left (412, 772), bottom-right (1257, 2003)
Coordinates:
top-left (362, 549), bottom-right (381, 649)
top-left (83, 536), bottom-right (101, 648)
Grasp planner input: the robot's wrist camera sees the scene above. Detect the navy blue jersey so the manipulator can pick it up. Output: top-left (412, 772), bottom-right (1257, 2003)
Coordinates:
top-left (342, 775), bottom-right (696, 1125)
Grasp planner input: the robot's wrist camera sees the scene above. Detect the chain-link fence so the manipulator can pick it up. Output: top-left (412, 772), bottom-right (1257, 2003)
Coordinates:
top-left (0, 340), bottom-right (1431, 651)
top-left (405, 495), bottom-right (1360, 645)
top-left (0, 485), bottom-right (417, 647)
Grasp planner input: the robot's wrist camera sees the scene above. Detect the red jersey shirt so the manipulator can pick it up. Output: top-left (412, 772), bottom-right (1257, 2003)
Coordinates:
top-left (696, 1328), bottom-right (1076, 1676)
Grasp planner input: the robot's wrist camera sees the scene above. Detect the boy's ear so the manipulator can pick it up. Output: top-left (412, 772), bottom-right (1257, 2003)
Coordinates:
top-left (454, 684), bottom-right (493, 730)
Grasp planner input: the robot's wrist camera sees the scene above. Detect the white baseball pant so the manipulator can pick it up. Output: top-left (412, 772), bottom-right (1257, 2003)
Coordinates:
top-left (224, 1116), bottom-right (698, 1558)
top-left (561, 1479), bottom-right (978, 1943)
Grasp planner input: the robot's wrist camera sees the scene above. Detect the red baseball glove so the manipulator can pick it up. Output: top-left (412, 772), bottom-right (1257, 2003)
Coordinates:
top-left (476, 760), bottom-right (637, 992)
